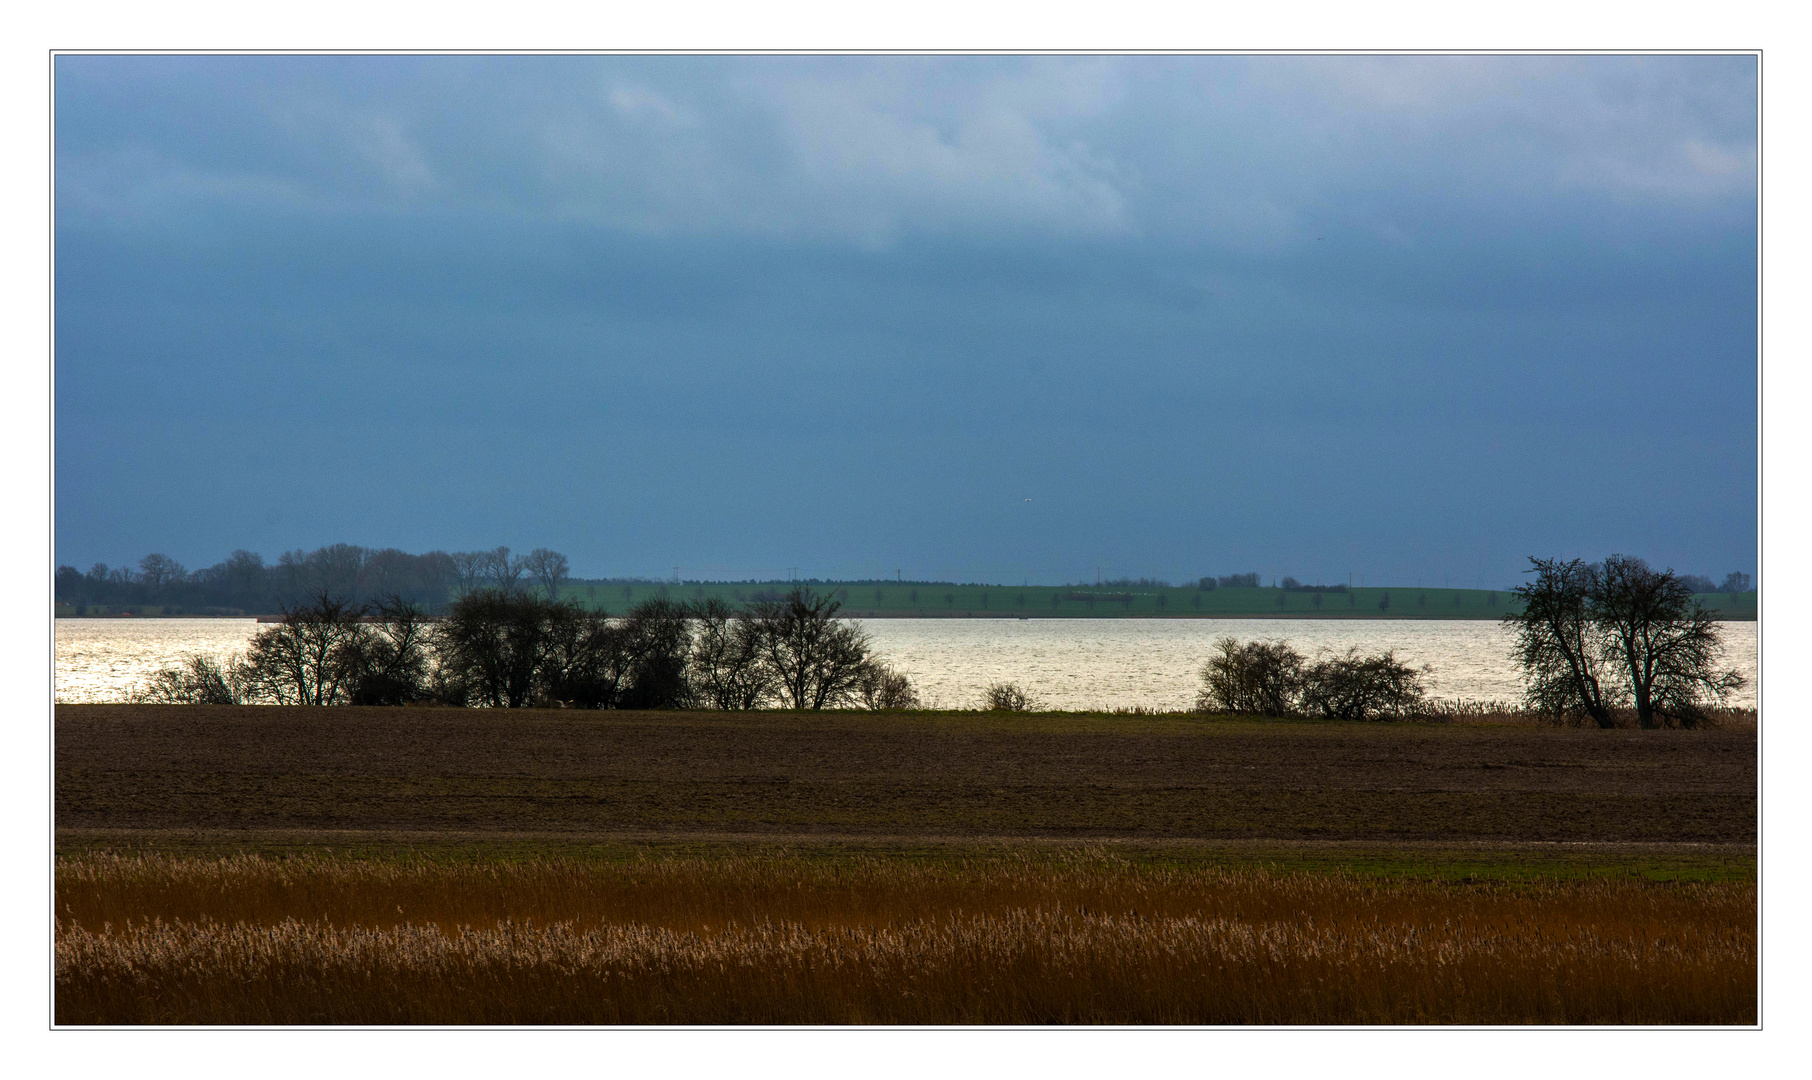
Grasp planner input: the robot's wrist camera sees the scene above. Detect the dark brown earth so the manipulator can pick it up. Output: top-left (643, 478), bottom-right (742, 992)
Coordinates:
top-left (55, 705), bottom-right (1756, 845)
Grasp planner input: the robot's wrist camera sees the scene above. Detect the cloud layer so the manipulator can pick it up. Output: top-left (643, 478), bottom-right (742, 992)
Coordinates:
top-left (54, 55), bottom-right (1758, 584)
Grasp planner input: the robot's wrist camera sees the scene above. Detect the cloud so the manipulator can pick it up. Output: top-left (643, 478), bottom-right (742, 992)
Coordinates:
top-left (1242, 55), bottom-right (1757, 202)
top-left (56, 55), bottom-right (1754, 251)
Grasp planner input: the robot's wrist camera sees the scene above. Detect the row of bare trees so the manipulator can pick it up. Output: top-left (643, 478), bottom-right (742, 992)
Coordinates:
top-left (445, 547), bottom-right (570, 601)
top-left (136, 586), bottom-right (919, 712)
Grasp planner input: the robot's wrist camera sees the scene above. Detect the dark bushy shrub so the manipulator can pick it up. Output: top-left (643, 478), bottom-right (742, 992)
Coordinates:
top-left (1196, 638), bottom-right (1431, 720)
top-left (982, 682), bottom-right (1037, 712)
top-left (1298, 648), bottom-right (1429, 720)
top-left (858, 661), bottom-right (921, 710)
top-left (1195, 637), bottom-right (1303, 716)
top-left (131, 653), bottom-right (246, 704)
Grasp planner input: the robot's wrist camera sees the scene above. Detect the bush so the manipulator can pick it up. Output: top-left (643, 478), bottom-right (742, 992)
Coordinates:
top-left (982, 682), bottom-right (1038, 712)
top-left (131, 653), bottom-right (247, 704)
top-left (1196, 638), bottom-right (1431, 720)
top-left (1195, 638), bottom-right (1303, 716)
top-left (1298, 648), bottom-right (1429, 720)
top-left (857, 661), bottom-right (921, 710)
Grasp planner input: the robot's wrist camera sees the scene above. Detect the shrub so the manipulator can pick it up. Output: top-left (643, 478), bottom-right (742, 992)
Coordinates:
top-left (857, 661), bottom-right (921, 710)
top-left (131, 653), bottom-right (247, 705)
top-left (1197, 639), bottom-right (1432, 721)
top-left (982, 682), bottom-right (1037, 712)
top-left (1298, 648), bottom-right (1430, 720)
top-left (1195, 638), bottom-right (1302, 716)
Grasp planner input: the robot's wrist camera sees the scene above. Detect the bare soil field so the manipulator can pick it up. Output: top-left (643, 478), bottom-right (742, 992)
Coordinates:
top-left (56, 705), bottom-right (1756, 847)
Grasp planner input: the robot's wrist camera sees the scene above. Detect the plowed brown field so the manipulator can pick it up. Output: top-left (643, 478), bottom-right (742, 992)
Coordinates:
top-left (56, 705), bottom-right (1755, 846)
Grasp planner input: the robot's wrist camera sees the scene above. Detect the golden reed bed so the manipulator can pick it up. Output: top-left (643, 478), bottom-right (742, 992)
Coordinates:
top-left (56, 852), bottom-right (1754, 1025)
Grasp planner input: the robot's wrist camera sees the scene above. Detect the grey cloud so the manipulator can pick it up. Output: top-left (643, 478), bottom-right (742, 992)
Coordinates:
top-left (59, 55), bottom-right (1754, 249)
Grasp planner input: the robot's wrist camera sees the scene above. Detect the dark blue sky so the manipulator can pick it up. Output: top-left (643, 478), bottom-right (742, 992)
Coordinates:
top-left (54, 55), bottom-right (1757, 586)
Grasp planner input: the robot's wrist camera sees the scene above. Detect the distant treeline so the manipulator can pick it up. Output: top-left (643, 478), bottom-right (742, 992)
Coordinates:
top-left (54, 546), bottom-right (1759, 620)
top-left (55, 544), bottom-right (572, 616)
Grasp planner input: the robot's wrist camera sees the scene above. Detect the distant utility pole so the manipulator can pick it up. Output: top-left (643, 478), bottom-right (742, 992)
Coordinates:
top-left (673, 566), bottom-right (680, 583)
top-left (896, 569), bottom-right (902, 583)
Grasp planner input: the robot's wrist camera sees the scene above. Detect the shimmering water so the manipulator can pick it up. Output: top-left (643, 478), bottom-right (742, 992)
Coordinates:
top-left (54, 617), bottom-right (1758, 711)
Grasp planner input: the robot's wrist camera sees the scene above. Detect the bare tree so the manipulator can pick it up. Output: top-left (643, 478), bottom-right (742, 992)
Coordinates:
top-left (485, 546), bottom-right (526, 595)
top-left (240, 592), bottom-right (370, 705)
top-left (1506, 555), bottom-right (1743, 729)
top-left (137, 553), bottom-right (186, 592)
top-left (448, 551), bottom-right (489, 597)
top-left (1721, 572), bottom-right (1753, 594)
top-left (689, 598), bottom-right (775, 709)
top-left (433, 589), bottom-right (692, 710)
top-left (1592, 554), bottom-right (1743, 728)
top-left (276, 543), bottom-right (369, 602)
top-left (432, 589), bottom-right (562, 708)
top-left (343, 595), bottom-right (436, 705)
top-left (748, 587), bottom-right (872, 710)
top-left (1504, 558), bottom-right (1618, 728)
top-left (523, 548), bottom-right (571, 601)
top-left (611, 597), bottom-right (695, 709)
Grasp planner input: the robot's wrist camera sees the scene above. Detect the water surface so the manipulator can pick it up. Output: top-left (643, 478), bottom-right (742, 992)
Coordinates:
top-left (54, 616), bottom-right (1758, 712)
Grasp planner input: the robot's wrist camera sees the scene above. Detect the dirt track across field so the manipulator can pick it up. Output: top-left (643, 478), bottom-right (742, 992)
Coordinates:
top-left (54, 705), bottom-right (1755, 848)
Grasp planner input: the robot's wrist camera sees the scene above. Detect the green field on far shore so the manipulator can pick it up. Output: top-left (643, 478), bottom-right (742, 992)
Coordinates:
top-left (557, 580), bottom-right (1758, 620)
top-left (50, 582), bottom-right (1759, 621)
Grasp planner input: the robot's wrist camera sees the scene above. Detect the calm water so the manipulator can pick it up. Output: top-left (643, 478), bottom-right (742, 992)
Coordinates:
top-left (54, 617), bottom-right (1759, 711)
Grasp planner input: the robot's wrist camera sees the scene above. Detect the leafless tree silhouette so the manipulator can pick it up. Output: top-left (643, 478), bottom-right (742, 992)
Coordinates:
top-left (522, 548), bottom-right (570, 601)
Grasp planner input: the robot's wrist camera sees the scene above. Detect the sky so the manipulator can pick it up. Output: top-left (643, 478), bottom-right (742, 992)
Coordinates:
top-left (53, 54), bottom-right (1758, 587)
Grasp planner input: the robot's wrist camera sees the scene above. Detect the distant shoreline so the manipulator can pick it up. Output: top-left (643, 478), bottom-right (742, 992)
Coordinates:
top-left (56, 581), bottom-right (1759, 623)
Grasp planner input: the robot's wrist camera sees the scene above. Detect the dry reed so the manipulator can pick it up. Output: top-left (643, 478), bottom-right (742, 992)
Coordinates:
top-left (56, 852), bottom-right (1754, 1025)
top-left (1411, 700), bottom-right (1757, 729)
